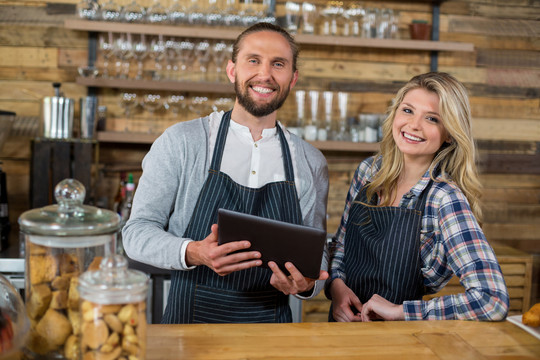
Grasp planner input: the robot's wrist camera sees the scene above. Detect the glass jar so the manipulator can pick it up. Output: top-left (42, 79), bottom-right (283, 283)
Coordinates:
top-left (78, 255), bottom-right (148, 360)
top-left (18, 179), bottom-right (120, 359)
top-left (0, 273), bottom-right (29, 358)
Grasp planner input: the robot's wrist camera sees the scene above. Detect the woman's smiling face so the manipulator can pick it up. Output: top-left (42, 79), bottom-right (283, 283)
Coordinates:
top-left (392, 87), bottom-right (451, 165)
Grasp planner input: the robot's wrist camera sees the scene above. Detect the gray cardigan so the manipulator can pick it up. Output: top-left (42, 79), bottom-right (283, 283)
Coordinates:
top-left (123, 114), bottom-right (329, 298)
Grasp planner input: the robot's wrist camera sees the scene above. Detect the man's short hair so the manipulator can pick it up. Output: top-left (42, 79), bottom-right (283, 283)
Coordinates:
top-left (232, 22), bottom-right (299, 72)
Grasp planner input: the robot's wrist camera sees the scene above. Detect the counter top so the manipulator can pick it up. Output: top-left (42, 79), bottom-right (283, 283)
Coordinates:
top-left (146, 320), bottom-right (540, 359)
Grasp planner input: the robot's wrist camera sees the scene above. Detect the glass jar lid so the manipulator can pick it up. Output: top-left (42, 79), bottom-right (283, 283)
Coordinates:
top-left (78, 255), bottom-right (149, 304)
top-left (18, 179), bottom-right (121, 246)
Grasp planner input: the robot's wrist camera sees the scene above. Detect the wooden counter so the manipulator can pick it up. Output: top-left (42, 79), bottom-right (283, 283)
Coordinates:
top-left (146, 321), bottom-right (540, 359)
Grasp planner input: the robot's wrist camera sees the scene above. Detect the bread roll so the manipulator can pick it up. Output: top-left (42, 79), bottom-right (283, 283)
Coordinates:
top-left (522, 303), bottom-right (540, 327)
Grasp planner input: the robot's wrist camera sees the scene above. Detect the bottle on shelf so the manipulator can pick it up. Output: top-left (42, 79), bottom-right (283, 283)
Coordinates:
top-left (120, 173), bottom-right (136, 227)
top-left (113, 171), bottom-right (127, 216)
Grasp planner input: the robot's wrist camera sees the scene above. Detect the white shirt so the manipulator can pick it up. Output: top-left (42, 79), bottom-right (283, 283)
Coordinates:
top-left (181, 111), bottom-right (301, 268)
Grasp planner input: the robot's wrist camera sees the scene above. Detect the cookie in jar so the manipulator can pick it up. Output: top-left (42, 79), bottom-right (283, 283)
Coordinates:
top-left (19, 179), bottom-right (120, 359)
top-left (78, 255), bottom-right (149, 360)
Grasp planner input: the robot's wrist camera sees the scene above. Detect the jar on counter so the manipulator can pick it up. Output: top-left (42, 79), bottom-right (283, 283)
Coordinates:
top-left (18, 179), bottom-right (121, 359)
top-left (78, 255), bottom-right (148, 360)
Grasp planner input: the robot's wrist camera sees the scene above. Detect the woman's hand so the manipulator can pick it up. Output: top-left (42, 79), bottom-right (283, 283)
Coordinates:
top-left (329, 279), bottom-right (363, 322)
top-left (268, 261), bottom-right (329, 295)
top-left (361, 294), bottom-right (404, 321)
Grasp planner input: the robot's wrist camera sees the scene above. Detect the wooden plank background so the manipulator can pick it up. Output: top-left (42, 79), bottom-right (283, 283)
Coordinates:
top-left (0, 0), bottom-right (538, 306)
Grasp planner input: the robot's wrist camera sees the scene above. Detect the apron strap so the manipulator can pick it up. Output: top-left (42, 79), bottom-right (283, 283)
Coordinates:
top-left (275, 124), bottom-right (295, 182)
top-left (210, 111), bottom-right (296, 183)
top-left (209, 110), bottom-right (232, 171)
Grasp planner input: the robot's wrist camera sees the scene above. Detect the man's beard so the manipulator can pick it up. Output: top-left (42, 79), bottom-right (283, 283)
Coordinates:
top-left (234, 79), bottom-right (291, 117)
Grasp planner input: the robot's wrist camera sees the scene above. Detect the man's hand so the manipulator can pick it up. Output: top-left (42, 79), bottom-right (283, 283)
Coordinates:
top-left (185, 224), bottom-right (262, 276)
top-left (268, 261), bottom-right (329, 295)
top-left (360, 294), bottom-right (404, 322)
top-left (329, 278), bottom-right (362, 322)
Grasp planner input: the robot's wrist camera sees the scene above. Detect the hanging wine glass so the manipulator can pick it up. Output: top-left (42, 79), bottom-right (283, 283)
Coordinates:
top-left (149, 35), bottom-right (166, 80)
top-left (212, 96), bottom-right (234, 113)
top-left (142, 93), bottom-right (163, 133)
top-left (121, 0), bottom-right (146, 22)
top-left (146, 0), bottom-right (168, 23)
top-left (98, 32), bottom-right (114, 78)
top-left (205, 0), bottom-right (223, 26)
top-left (189, 96), bottom-right (210, 118)
top-left (77, 0), bottom-right (99, 20)
top-left (168, 0), bottom-right (187, 24)
top-left (210, 41), bottom-right (228, 83)
top-left (165, 38), bottom-right (180, 80)
top-left (100, 0), bottom-right (121, 21)
top-left (133, 33), bottom-right (148, 80)
top-left (120, 92), bottom-right (139, 131)
top-left (239, 0), bottom-right (259, 27)
top-left (194, 40), bottom-right (211, 82)
top-left (186, 0), bottom-right (205, 25)
top-left (165, 94), bottom-right (187, 118)
top-left (222, 0), bottom-right (240, 26)
top-left (113, 33), bottom-right (133, 79)
top-left (176, 39), bottom-right (195, 80)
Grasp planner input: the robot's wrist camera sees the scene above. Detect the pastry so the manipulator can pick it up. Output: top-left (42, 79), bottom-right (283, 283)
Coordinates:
top-left (522, 303), bottom-right (540, 327)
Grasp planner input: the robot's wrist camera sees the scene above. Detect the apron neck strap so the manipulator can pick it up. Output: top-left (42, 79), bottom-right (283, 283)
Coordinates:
top-left (210, 111), bottom-right (296, 182)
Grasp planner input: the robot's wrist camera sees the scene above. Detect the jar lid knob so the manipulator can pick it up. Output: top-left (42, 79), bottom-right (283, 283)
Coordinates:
top-left (54, 178), bottom-right (86, 212)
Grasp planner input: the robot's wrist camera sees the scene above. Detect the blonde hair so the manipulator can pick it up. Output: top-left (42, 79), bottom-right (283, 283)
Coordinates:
top-left (366, 72), bottom-right (483, 223)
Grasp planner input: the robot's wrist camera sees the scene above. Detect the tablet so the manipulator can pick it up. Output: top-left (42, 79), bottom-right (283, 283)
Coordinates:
top-left (217, 208), bottom-right (326, 279)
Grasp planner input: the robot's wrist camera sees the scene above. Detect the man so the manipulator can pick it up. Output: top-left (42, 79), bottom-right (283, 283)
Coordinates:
top-left (123, 22), bottom-right (329, 324)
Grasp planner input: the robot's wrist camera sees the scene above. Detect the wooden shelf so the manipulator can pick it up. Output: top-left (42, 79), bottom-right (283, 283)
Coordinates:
top-left (77, 77), bottom-right (234, 93)
top-left (96, 131), bottom-right (380, 152)
top-left (65, 19), bottom-right (474, 52)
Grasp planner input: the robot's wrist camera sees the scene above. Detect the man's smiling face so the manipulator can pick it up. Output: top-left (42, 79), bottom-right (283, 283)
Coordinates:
top-left (227, 30), bottom-right (298, 118)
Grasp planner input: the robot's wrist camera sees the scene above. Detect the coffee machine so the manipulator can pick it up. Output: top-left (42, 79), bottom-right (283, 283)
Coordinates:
top-left (0, 110), bottom-right (14, 251)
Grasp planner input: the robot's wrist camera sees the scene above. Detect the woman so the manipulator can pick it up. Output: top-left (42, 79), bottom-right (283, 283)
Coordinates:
top-left (326, 72), bottom-right (509, 321)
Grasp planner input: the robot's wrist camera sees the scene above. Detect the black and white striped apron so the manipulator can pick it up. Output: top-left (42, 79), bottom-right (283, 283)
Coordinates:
top-left (162, 110), bottom-right (303, 324)
top-left (329, 181), bottom-right (431, 321)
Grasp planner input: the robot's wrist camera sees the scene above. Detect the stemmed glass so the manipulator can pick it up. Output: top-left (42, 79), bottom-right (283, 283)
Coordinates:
top-left (142, 93), bottom-right (163, 133)
top-left (133, 34), bottom-right (148, 80)
top-left (165, 38), bottom-right (179, 80)
top-left (320, 1), bottom-right (344, 36)
top-left (77, 0), bottom-right (99, 19)
top-left (222, 0), bottom-right (240, 26)
top-left (212, 96), bottom-right (234, 113)
top-left (149, 35), bottom-right (166, 80)
top-left (189, 96), bottom-right (210, 118)
top-left (176, 39), bottom-right (195, 80)
top-left (194, 40), bottom-right (211, 82)
top-left (168, 0), bottom-right (187, 24)
top-left (113, 33), bottom-right (134, 79)
top-left (344, 5), bottom-right (364, 37)
top-left (146, 0), bottom-right (168, 23)
top-left (239, 0), bottom-right (259, 27)
top-left (120, 92), bottom-right (139, 131)
top-left (121, 0), bottom-right (146, 22)
top-left (100, 0), bottom-right (121, 21)
top-left (211, 41), bottom-right (228, 83)
top-left (165, 94), bottom-right (187, 118)
top-left (186, 0), bottom-right (205, 25)
top-left (98, 32), bottom-right (114, 78)
top-left (205, 0), bottom-right (223, 26)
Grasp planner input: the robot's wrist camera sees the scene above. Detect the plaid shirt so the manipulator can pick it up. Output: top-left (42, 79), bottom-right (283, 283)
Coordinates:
top-left (328, 156), bottom-right (509, 321)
